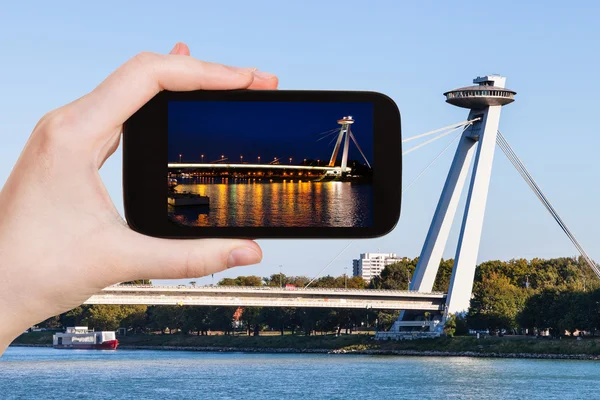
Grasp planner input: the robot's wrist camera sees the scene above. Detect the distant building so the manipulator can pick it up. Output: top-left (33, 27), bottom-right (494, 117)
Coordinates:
top-left (352, 253), bottom-right (404, 282)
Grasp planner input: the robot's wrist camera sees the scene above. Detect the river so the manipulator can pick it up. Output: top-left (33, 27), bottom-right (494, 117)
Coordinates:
top-left (1, 347), bottom-right (599, 399)
top-left (168, 178), bottom-right (373, 227)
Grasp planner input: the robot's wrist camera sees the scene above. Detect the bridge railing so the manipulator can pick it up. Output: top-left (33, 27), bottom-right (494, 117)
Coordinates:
top-left (111, 284), bottom-right (446, 295)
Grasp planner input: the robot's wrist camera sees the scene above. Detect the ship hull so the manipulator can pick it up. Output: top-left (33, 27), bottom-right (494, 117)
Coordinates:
top-left (53, 339), bottom-right (118, 350)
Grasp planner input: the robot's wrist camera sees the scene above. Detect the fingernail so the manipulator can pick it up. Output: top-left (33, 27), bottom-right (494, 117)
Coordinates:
top-left (224, 65), bottom-right (257, 75)
top-left (169, 43), bottom-right (180, 54)
top-left (254, 70), bottom-right (277, 80)
top-left (228, 247), bottom-right (262, 268)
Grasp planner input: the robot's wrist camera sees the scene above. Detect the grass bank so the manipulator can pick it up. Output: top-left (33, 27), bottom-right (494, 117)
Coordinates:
top-left (12, 332), bottom-right (600, 358)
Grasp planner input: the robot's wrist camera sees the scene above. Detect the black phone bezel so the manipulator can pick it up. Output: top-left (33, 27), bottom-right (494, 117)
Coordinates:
top-left (123, 90), bottom-right (401, 239)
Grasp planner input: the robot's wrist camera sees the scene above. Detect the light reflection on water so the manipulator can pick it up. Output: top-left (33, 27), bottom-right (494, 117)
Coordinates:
top-left (168, 178), bottom-right (373, 227)
top-left (2, 347), bottom-right (600, 400)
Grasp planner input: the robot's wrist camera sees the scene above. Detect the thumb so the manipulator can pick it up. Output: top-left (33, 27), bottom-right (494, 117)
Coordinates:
top-left (107, 230), bottom-right (262, 282)
top-left (169, 42), bottom-right (191, 56)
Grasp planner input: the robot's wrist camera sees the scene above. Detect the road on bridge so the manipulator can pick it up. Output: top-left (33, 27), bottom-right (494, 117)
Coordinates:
top-left (84, 285), bottom-right (446, 311)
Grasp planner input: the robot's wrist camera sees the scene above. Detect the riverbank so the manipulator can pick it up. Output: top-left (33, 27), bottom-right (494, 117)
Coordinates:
top-left (11, 332), bottom-right (600, 360)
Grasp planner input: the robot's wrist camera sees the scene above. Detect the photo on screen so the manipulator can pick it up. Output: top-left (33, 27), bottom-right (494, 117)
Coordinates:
top-left (167, 101), bottom-right (374, 228)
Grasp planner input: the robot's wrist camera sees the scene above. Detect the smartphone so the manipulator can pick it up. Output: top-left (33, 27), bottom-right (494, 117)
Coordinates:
top-left (123, 90), bottom-right (401, 238)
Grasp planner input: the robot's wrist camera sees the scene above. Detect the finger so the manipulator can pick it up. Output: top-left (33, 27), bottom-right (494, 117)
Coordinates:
top-left (248, 70), bottom-right (279, 90)
top-left (169, 42), bottom-right (191, 56)
top-left (107, 230), bottom-right (263, 282)
top-left (77, 53), bottom-right (257, 134)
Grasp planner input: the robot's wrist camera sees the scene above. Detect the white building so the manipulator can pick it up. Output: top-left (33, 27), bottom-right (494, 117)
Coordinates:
top-left (352, 253), bottom-right (404, 282)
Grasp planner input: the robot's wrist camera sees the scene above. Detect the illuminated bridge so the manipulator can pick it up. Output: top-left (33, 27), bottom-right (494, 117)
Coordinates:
top-left (168, 162), bottom-right (346, 174)
top-left (84, 285), bottom-right (446, 311)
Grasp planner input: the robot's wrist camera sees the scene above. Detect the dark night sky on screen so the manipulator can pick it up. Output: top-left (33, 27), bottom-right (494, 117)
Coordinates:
top-left (168, 101), bottom-right (374, 165)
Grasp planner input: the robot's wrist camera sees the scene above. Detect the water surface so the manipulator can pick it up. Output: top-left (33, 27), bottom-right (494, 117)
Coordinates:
top-left (169, 178), bottom-right (373, 227)
top-left (2, 347), bottom-right (600, 399)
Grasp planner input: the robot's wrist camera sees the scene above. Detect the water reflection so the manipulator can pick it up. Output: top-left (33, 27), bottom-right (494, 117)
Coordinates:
top-left (168, 177), bottom-right (373, 227)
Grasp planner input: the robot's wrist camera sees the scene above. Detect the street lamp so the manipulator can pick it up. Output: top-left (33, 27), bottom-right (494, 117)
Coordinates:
top-left (179, 154), bottom-right (182, 163)
top-left (344, 266), bottom-right (348, 289)
top-left (258, 156), bottom-right (261, 164)
top-left (240, 155), bottom-right (243, 163)
top-left (289, 157), bottom-right (292, 165)
top-left (201, 154), bottom-right (204, 163)
top-left (279, 265), bottom-right (283, 287)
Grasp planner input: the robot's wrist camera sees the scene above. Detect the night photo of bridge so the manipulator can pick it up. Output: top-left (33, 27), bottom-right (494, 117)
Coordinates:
top-left (167, 101), bottom-right (374, 227)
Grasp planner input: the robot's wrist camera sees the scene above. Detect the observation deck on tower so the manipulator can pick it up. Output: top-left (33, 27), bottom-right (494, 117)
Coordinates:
top-left (444, 75), bottom-right (516, 109)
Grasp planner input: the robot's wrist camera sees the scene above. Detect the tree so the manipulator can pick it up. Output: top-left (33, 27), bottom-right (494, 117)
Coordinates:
top-left (239, 307), bottom-right (263, 336)
top-left (218, 275), bottom-right (263, 287)
top-left (433, 259), bottom-right (453, 292)
top-left (60, 306), bottom-right (87, 327)
top-left (369, 259), bottom-right (417, 290)
top-left (184, 307), bottom-right (212, 335)
top-left (86, 305), bottom-right (147, 331)
top-left (120, 305), bottom-right (148, 333)
top-left (119, 280), bottom-right (151, 285)
top-left (209, 307), bottom-right (236, 335)
top-left (467, 272), bottom-right (529, 333)
top-left (147, 306), bottom-right (185, 334)
top-left (444, 314), bottom-right (457, 337)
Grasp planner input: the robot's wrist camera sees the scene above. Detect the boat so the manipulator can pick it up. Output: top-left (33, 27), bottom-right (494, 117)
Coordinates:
top-left (52, 326), bottom-right (118, 350)
top-left (168, 192), bottom-right (210, 207)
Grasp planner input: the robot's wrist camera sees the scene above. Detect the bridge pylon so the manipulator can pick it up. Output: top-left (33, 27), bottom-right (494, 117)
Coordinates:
top-left (384, 75), bottom-right (516, 337)
top-left (329, 116), bottom-right (355, 172)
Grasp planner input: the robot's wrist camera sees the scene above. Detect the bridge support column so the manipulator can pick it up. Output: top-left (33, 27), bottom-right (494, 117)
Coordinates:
top-left (445, 106), bottom-right (501, 314)
top-left (409, 131), bottom-right (477, 293)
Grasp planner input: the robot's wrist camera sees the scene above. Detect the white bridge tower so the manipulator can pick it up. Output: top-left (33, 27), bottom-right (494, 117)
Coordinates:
top-left (384, 76), bottom-right (517, 337)
top-left (414, 75), bottom-right (516, 314)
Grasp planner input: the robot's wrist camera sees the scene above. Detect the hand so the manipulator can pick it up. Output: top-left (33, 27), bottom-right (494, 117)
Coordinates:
top-left (0, 43), bottom-right (278, 352)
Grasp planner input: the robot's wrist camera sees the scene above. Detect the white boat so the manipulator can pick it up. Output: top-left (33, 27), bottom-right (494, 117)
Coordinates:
top-left (53, 326), bottom-right (118, 350)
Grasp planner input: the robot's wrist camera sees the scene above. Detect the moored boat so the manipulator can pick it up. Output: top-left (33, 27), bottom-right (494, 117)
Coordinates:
top-left (53, 327), bottom-right (118, 350)
top-left (168, 192), bottom-right (210, 207)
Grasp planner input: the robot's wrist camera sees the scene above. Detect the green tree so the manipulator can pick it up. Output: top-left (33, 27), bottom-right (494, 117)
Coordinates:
top-left (369, 259), bottom-right (417, 290)
top-left (147, 305), bottom-right (185, 334)
top-left (467, 272), bottom-right (529, 332)
top-left (86, 305), bottom-right (147, 331)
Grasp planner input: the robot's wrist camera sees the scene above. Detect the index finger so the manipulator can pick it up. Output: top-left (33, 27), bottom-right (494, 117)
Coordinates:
top-left (78, 52), bottom-right (258, 133)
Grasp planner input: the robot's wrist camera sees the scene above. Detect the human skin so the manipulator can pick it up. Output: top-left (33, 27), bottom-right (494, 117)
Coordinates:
top-left (0, 42), bottom-right (278, 354)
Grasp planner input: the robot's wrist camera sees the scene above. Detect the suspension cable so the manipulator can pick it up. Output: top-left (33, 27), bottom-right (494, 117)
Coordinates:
top-left (496, 131), bottom-right (600, 279)
top-left (402, 127), bottom-right (464, 194)
top-left (402, 118), bottom-right (480, 143)
top-left (402, 124), bottom-right (467, 156)
top-left (304, 241), bottom-right (354, 289)
top-left (348, 128), bottom-right (372, 168)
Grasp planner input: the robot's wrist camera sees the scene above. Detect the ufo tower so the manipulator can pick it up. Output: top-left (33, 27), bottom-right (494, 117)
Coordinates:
top-left (409, 75), bottom-right (516, 316)
top-left (329, 116), bottom-right (355, 172)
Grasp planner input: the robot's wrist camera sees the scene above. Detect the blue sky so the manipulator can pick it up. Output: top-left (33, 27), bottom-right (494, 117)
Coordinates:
top-left (1, 1), bottom-right (599, 285)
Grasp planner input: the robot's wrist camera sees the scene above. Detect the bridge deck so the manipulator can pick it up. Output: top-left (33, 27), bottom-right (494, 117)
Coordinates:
top-left (168, 163), bottom-right (342, 171)
top-left (84, 285), bottom-right (447, 311)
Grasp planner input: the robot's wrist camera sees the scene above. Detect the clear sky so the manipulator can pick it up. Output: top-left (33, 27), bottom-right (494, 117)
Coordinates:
top-left (1, 1), bottom-right (599, 285)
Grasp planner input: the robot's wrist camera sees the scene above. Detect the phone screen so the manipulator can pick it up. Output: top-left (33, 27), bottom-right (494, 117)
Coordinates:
top-left (167, 101), bottom-right (374, 228)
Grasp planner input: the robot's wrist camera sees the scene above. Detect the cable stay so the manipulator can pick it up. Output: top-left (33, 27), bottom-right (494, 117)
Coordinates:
top-left (496, 131), bottom-right (600, 279)
top-left (304, 241), bottom-right (354, 289)
top-left (348, 127), bottom-right (372, 168)
top-left (402, 127), bottom-right (465, 194)
top-left (403, 123), bottom-right (466, 156)
top-left (316, 128), bottom-right (342, 142)
top-left (402, 118), bottom-right (480, 144)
